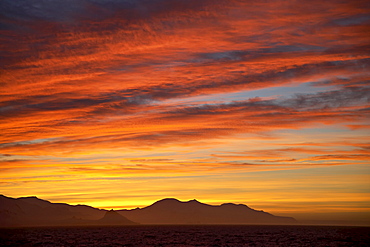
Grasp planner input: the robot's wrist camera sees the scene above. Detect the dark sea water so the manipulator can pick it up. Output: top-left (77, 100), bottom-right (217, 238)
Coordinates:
top-left (0, 225), bottom-right (369, 247)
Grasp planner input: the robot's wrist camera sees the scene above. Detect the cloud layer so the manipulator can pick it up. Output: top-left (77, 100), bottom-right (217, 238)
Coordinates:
top-left (1, 0), bottom-right (369, 219)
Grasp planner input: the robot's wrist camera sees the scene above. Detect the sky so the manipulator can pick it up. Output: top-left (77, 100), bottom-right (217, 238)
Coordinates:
top-left (1, 0), bottom-right (370, 224)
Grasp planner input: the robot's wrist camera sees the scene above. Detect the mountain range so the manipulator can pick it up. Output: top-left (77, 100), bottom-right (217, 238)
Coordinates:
top-left (0, 195), bottom-right (296, 227)
top-left (118, 198), bottom-right (296, 225)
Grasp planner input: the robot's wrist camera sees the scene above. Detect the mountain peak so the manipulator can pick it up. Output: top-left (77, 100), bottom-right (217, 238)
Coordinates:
top-left (188, 199), bottom-right (200, 203)
top-left (151, 198), bottom-right (182, 205)
top-left (150, 198), bottom-right (207, 207)
top-left (97, 210), bottom-right (137, 225)
top-left (221, 202), bottom-right (250, 208)
top-left (155, 198), bottom-right (203, 204)
top-left (104, 210), bottom-right (122, 217)
top-left (159, 198), bottom-right (181, 202)
top-left (17, 196), bottom-right (52, 206)
top-left (19, 196), bottom-right (39, 199)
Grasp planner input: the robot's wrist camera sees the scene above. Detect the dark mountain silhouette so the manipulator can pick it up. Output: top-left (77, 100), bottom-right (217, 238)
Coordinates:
top-left (59, 209), bottom-right (137, 226)
top-left (96, 210), bottom-right (136, 225)
top-left (1, 195), bottom-right (297, 227)
top-left (118, 198), bottom-right (297, 225)
top-left (0, 195), bottom-right (136, 227)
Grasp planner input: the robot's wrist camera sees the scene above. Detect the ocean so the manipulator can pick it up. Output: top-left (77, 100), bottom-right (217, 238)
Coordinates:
top-left (0, 225), bottom-right (369, 246)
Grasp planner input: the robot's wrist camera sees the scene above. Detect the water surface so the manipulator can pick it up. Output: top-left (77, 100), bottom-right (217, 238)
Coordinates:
top-left (0, 225), bottom-right (369, 246)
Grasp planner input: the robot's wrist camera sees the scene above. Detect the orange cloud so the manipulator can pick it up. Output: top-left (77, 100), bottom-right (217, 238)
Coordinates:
top-left (1, 0), bottom-right (369, 220)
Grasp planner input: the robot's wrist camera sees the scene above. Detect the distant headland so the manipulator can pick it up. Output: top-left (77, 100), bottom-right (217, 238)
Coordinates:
top-left (0, 195), bottom-right (296, 227)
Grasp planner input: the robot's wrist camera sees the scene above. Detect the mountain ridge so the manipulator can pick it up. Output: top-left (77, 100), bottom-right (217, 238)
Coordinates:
top-left (0, 195), bottom-right (297, 227)
top-left (118, 197), bottom-right (296, 225)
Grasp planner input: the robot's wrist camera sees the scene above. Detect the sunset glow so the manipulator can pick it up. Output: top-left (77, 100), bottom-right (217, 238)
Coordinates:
top-left (1, 0), bottom-right (369, 223)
